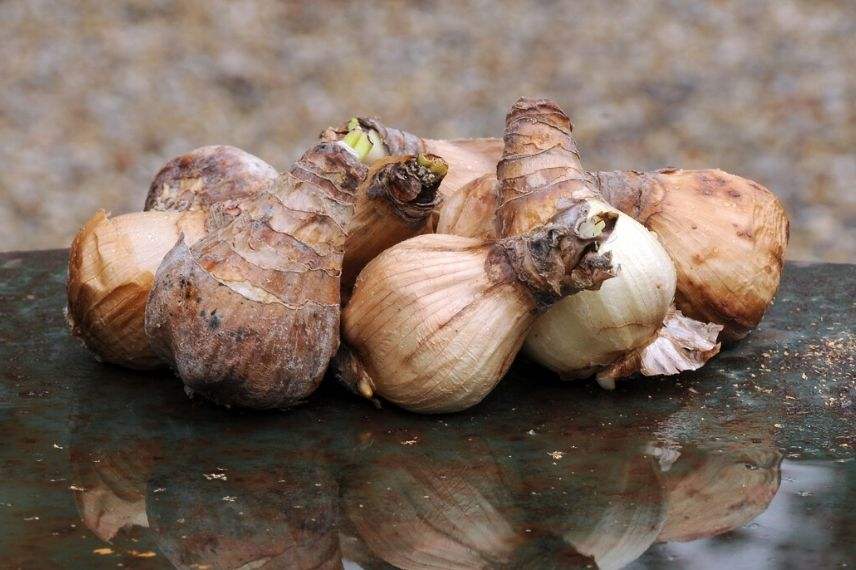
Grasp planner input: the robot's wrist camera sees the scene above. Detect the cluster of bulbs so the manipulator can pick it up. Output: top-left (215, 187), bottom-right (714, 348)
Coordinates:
top-left (67, 98), bottom-right (789, 413)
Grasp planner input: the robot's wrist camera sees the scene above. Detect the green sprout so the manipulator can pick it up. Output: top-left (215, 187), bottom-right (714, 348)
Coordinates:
top-left (341, 118), bottom-right (374, 161)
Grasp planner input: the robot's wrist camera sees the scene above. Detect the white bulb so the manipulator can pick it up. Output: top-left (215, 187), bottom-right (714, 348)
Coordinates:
top-left (525, 202), bottom-right (677, 379)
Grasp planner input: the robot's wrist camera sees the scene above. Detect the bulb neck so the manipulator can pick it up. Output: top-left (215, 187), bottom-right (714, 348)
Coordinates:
top-left (492, 213), bottom-right (617, 311)
top-left (322, 117), bottom-right (426, 164)
top-left (496, 98), bottom-right (602, 236)
top-left (351, 116), bottom-right (425, 156)
top-left (364, 154), bottom-right (447, 225)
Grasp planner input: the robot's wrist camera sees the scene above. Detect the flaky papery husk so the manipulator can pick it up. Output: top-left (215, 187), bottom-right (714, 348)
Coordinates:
top-left (144, 145), bottom-right (278, 220)
top-left (145, 142), bottom-right (366, 409)
top-left (68, 146), bottom-right (276, 370)
top-left (524, 205), bottom-right (683, 382)
top-left (66, 209), bottom-right (208, 369)
top-left (596, 307), bottom-right (722, 385)
top-left (438, 177), bottom-right (717, 383)
top-left (341, 153), bottom-right (447, 293)
top-left (593, 168), bottom-right (789, 341)
top-left (339, 222), bottom-right (614, 414)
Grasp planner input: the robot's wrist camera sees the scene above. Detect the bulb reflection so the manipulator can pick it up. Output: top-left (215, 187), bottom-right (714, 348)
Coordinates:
top-left (68, 384), bottom-right (782, 569)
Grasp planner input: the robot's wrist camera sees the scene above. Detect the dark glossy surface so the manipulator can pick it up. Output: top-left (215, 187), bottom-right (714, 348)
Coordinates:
top-left (1, 250), bottom-right (853, 569)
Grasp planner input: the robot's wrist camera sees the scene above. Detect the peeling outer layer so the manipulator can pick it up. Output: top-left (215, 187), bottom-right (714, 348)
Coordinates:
top-left (497, 98), bottom-right (603, 238)
top-left (144, 143), bottom-right (367, 410)
top-left (492, 220), bottom-right (616, 311)
top-left (592, 168), bottom-right (789, 341)
top-left (342, 154), bottom-right (448, 293)
top-left (498, 98), bottom-right (714, 385)
top-left (144, 145), bottom-right (277, 229)
top-left (596, 308), bottom-right (724, 388)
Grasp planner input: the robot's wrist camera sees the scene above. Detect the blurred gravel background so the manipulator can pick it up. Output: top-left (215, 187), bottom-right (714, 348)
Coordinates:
top-left (1, 0), bottom-right (853, 260)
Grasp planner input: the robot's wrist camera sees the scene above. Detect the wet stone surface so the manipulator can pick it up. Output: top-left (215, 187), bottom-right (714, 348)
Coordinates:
top-left (0, 250), bottom-right (853, 568)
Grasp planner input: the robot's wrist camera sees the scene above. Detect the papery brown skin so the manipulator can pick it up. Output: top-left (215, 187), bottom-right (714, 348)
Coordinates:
top-left (339, 224), bottom-right (614, 414)
top-left (66, 209), bottom-right (208, 369)
top-left (339, 234), bottom-right (540, 414)
top-left (339, 101), bottom-right (616, 412)
top-left (144, 145), bottom-right (278, 221)
top-left (497, 98), bottom-right (726, 384)
top-left (593, 169), bottom-right (789, 341)
top-left (444, 180), bottom-right (695, 383)
top-left (68, 147), bottom-right (277, 370)
top-left (524, 204), bottom-right (684, 384)
top-left (341, 154), bottom-right (447, 293)
top-left (145, 142), bottom-right (367, 409)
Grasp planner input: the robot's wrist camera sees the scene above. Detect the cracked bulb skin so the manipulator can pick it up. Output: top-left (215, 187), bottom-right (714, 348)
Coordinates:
top-left (66, 209), bottom-right (208, 369)
top-left (321, 119), bottom-right (449, 293)
top-left (144, 145), bottom-right (278, 220)
top-left (144, 142), bottom-right (367, 410)
top-left (434, 160), bottom-right (787, 342)
top-left (437, 174), bottom-right (723, 383)
top-left (67, 145), bottom-right (279, 371)
top-left (340, 221), bottom-right (615, 414)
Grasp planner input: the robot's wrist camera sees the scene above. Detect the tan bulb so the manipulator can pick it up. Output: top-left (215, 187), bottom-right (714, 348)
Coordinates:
top-left (66, 210), bottom-right (207, 369)
top-left (340, 219), bottom-right (615, 414)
